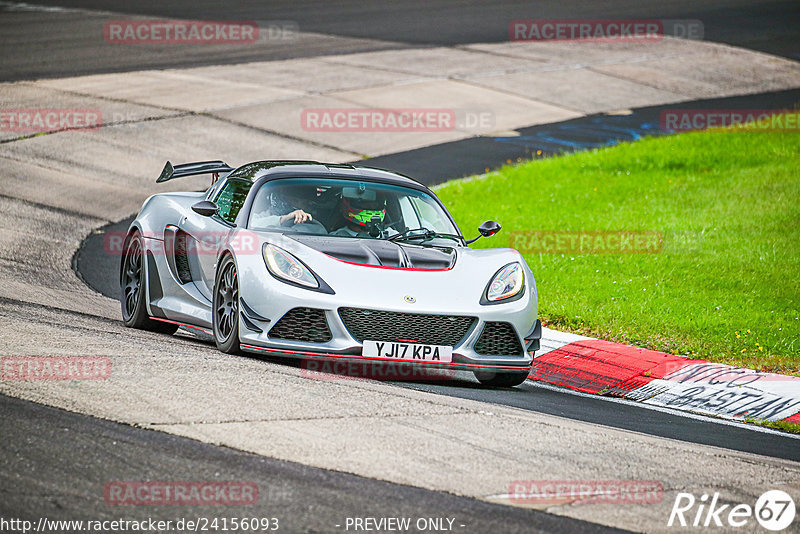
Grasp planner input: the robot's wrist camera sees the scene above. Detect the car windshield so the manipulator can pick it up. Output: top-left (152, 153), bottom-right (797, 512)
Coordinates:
top-left (248, 177), bottom-right (460, 242)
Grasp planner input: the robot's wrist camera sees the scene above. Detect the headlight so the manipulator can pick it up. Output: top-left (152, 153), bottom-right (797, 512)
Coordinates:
top-left (485, 262), bottom-right (524, 302)
top-left (262, 244), bottom-right (319, 288)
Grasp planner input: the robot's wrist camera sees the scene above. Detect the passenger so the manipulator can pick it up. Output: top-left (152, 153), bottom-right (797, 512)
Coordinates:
top-left (250, 190), bottom-right (313, 228)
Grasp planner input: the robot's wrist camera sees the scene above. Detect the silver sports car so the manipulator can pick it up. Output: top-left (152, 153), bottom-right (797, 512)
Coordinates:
top-left (121, 160), bottom-right (541, 387)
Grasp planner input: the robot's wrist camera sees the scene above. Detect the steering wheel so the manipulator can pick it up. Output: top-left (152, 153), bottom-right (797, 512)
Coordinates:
top-left (291, 219), bottom-right (328, 235)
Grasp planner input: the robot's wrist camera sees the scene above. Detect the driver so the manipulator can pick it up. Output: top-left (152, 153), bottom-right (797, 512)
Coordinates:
top-left (330, 187), bottom-right (396, 238)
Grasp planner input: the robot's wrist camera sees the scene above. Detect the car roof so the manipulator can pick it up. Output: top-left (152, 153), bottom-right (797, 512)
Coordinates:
top-left (228, 161), bottom-right (426, 190)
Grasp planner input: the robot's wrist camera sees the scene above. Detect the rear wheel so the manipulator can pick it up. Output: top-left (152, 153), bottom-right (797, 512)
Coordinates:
top-left (120, 231), bottom-right (178, 334)
top-left (473, 369), bottom-right (530, 388)
top-left (213, 255), bottom-right (242, 354)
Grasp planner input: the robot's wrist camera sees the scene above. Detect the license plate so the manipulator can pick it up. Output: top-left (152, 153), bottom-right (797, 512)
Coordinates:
top-left (362, 340), bottom-right (453, 363)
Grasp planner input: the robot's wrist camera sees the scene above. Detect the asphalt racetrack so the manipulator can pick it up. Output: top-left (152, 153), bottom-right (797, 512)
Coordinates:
top-left (0, 394), bottom-right (623, 534)
top-left (2, 0), bottom-right (799, 80)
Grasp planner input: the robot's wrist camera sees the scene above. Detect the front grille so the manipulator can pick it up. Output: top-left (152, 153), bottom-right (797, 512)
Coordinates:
top-left (474, 322), bottom-right (524, 356)
top-left (338, 308), bottom-right (476, 346)
top-left (269, 308), bottom-right (332, 343)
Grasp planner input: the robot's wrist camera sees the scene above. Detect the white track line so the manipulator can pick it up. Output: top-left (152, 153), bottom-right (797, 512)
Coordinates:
top-left (0, 1), bottom-right (93, 13)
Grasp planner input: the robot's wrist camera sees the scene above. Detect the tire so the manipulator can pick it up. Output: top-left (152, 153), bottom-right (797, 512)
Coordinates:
top-left (473, 369), bottom-right (530, 388)
top-left (213, 254), bottom-right (242, 354)
top-left (120, 231), bottom-right (178, 334)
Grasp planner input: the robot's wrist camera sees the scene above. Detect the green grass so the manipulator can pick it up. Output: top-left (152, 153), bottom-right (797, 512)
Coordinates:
top-left (745, 418), bottom-right (800, 435)
top-left (436, 123), bottom-right (800, 375)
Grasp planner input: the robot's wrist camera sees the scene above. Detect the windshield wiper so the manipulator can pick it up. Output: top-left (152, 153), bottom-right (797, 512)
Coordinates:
top-left (387, 228), bottom-right (462, 243)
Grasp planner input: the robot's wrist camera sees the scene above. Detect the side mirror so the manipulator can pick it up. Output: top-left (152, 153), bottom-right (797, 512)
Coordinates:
top-left (479, 220), bottom-right (501, 237)
top-left (191, 200), bottom-right (219, 217)
top-left (466, 220), bottom-right (501, 244)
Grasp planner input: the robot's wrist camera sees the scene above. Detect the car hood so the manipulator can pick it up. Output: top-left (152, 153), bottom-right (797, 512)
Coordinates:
top-left (235, 229), bottom-right (536, 318)
top-left (287, 234), bottom-right (456, 270)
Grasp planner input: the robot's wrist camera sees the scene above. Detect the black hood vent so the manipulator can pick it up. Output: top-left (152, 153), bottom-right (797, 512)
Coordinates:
top-left (288, 235), bottom-right (456, 270)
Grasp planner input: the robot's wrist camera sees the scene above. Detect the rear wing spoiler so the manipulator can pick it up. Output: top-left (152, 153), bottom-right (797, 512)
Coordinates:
top-left (156, 160), bottom-right (234, 183)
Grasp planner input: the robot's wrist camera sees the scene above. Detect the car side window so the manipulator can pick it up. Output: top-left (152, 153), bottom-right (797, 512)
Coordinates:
top-left (213, 179), bottom-right (252, 224)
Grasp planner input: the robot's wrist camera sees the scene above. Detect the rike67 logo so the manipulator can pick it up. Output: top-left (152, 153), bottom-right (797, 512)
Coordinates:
top-left (668, 490), bottom-right (796, 531)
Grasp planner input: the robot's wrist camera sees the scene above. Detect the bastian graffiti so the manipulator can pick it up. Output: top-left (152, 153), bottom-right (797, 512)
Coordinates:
top-left (627, 363), bottom-right (800, 421)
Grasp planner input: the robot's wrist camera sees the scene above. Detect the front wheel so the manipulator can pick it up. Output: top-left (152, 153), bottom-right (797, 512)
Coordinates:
top-left (213, 255), bottom-right (242, 354)
top-left (473, 369), bottom-right (530, 388)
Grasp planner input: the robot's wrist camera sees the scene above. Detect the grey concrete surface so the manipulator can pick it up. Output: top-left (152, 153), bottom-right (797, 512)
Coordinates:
top-left (15, 37), bottom-right (800, 159)
top-left (0, 82), bottom-right (181, 142)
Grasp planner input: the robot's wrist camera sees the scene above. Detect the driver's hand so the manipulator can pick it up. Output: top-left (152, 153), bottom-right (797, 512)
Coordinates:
top-left (280, 209), bottom-right (312, 225)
